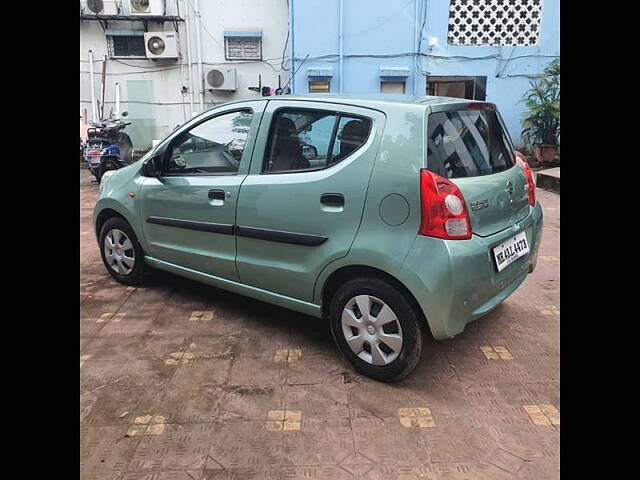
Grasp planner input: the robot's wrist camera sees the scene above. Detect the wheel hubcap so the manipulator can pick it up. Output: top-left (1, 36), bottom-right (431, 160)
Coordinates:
top-left (341, 295), bottom-right (403, 366)
top-left (104, 229), bottom-right (135, 275)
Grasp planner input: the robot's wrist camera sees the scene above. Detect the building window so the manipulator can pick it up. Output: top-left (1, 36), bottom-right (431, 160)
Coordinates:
top-left (309, 80), bottom-right (330, 93)
top-left (426, 76), bottom-right (487, 101)
top-left (380, 81), bottom-right (406, 94)
top-left (108, 35), bottom-right (146, 58)
top-left (224, 36), bottom-right (262, 60)
top-left (448, 0), bottom-right (542, 46)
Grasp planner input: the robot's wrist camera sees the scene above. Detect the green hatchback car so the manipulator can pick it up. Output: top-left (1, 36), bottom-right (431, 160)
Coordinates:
top-left (94, 95), bottom-right (542, 381)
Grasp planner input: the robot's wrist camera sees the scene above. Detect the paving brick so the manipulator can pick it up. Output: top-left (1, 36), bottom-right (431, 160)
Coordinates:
top-left (81, 168), bottom-right (559, 479)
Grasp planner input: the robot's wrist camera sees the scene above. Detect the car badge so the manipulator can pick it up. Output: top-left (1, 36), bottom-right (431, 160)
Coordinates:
top-left (506, 181), bottom-right (514, 195)
top-left (470, 199), bottom-right (489, 211)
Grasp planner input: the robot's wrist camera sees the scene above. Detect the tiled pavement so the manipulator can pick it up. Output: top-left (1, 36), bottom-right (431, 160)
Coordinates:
top-left (80, 168), bottom-right (559, 480)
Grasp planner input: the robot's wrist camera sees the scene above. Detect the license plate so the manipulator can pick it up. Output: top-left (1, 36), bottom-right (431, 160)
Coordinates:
top-left (492, 231), bottom-right (529, 272)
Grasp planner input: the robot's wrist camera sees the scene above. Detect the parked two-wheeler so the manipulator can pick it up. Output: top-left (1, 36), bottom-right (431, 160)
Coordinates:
top-left (83, 112), bottom-right (133, 182)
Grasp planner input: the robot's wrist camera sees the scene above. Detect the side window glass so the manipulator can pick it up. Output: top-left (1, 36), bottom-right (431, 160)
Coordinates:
top-left (263, 109), bottom-right (371, 173)
top-left (165, 110), bottom-right (253, 175)
top-left (329, 116), bottom-right (370, 165)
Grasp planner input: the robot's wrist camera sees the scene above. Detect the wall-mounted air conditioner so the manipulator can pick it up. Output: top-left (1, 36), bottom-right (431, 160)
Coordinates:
top-left (127, 0), bottom-right (162, 16)
top-left (206, 68), bottom-right (238, 91)
top-left (144, 32), bottom-right (179, 59)
top-left (84, 0), bottom-right (119, 15)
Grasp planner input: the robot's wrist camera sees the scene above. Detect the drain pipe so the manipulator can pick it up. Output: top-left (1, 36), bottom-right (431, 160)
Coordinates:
top-left (114, 82), bottom-right (120, 120)
top-left (194, 0), bottom-right (204, 110)
top-left (88, 50), bottom-right (98, 123)
top-left (184, 0), bottom-right (195, 115)
top-left (289, 0), bottom-right (295, 94)
top-left (413, 0), bottom-right (420, 96)
top-left (339, 0), bottom-right (344, 94)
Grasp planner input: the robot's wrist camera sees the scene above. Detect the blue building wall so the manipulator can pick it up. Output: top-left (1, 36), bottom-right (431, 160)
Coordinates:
top-left (289, 0), bottom-right (559, 144)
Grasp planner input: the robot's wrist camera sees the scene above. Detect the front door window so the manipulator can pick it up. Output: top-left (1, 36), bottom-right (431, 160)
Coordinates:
top-left (165, 110), bottom-right (253, 175)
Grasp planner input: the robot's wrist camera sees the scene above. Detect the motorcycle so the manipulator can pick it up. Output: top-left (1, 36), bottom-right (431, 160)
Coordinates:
top-left (83, 112), bottom-right (133, 183)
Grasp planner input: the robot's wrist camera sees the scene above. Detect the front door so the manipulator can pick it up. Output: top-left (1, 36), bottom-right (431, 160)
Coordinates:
top-left (139, 102), bottom-right (265, 281)
top-left (235, 100), bottom-right (386, 301)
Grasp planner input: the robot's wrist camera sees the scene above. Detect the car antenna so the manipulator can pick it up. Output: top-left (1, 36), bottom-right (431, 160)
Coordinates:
top-left (280, 54), bottom-right (309, 95)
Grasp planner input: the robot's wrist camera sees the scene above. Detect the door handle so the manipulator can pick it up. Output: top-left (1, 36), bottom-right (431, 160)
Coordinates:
top-left (208, 189), bottom-right (226, 206)
top-left (321, 193), bottom-right (344, 207)
top-left (208, 189), bottom-right (225, 200)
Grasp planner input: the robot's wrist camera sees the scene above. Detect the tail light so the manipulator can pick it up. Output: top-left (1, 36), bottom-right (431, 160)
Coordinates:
top-left (515, 152), bottom-right (536, 206)
top-left (419, 169), bottom-right (472, 240)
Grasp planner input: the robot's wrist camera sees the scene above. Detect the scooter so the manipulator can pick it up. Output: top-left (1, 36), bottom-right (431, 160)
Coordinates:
top-left (83, 112), bottom-right (133, 183)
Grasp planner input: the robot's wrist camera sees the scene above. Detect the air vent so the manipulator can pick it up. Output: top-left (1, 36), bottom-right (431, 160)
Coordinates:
top-left (130, 0), bottom-right (150, 13)
top-left (147, 36), bottom-right (165, 55)
top-left (87, 0), bottom-right (104, 14)
top-left (127, 0), bottom-right (162, 15)
top-left (207, 70), bottom-right (225, 88)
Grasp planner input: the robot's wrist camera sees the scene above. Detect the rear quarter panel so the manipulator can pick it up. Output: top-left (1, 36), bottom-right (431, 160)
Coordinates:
top-left (313, 103), bottom-right (428, 303)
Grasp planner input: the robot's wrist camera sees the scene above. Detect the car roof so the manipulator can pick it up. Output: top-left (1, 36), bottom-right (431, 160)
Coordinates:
top-left (215, 94), bottom-right (480, 111)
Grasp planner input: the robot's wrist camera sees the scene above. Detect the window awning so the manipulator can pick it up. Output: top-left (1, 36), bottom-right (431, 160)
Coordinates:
top-left (105, 29), bottom-right (144, 36)
top-left (223, 30), bottom-right (262, 38)
top-left (307, 67), bottom-right (334, 78)
top-left (379, 67), bottom-right (411, 79)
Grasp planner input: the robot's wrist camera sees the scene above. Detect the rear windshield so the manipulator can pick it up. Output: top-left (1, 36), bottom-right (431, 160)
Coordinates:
top-left (426, 109), bottom-right (515, 178)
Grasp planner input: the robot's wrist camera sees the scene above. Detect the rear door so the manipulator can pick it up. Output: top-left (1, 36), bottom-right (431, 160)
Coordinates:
top-left (138, 102), bottom-right (265, 281)
top-left (234, 100), bottom-right (386, 301)
top-left (425, 104), bottom-right (529, 237)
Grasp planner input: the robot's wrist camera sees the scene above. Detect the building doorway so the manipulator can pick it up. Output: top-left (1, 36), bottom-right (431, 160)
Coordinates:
top-left (426, 76), bottom-right (487, 101)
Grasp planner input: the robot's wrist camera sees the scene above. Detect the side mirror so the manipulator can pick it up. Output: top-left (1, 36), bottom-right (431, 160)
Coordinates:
top-left (141, 154), bottom-right (162, 177)
top-left (121, 111), bottom-right (129, 117)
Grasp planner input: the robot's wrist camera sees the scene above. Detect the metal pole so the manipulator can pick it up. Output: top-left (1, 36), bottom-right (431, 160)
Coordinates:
top-left (194, 0), bottom-right (204, 110)
top-left (184, 0), bottom-right (195, 115)
top-left (114, 82), bottom-right (121, 119)
top-left (339, 0), bottom-right (344, 94)
top-left (100, 54), bottom-right (107, 119)
top-left (88, 50), bottom-right (98, 123)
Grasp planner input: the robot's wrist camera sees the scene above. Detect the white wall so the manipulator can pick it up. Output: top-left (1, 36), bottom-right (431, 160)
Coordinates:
top-left (80, 0), bottom-right (290, 150)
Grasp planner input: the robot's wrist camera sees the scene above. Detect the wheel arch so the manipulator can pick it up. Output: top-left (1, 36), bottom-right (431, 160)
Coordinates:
top-left (320, 264), bottom-right (432, 337)
top-left (95, 208), bottom-right (127, 239)
top-left (94, 202), bottom-right (144, 248)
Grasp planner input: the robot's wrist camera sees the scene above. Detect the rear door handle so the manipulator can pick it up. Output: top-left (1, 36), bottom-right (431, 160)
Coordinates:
top-left (321, 193), bottom-right (344, 206)
top-left (208, 189), bottom-right (226, 206)
top-left (208, 189), bottom-right (225, 200)
top-left (320, 193), bottom-right (345, 210)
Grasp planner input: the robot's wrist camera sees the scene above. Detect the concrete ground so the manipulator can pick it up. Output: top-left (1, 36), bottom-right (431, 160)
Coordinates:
top-left (80, 168), bottom-right (559, 480)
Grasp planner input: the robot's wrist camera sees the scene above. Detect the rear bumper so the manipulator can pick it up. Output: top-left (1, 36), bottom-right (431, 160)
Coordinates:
top-left (400, 201), bottom-right (543, 340)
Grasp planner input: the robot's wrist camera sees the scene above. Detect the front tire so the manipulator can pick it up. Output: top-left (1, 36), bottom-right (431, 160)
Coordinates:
top-left (99, 217), bottom-right (147, 286)
top-left (329, 277), bottom-right (424, 382)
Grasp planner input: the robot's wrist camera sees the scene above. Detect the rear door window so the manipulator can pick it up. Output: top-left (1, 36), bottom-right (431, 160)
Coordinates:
top-left (263, 109), bottom-right (371, 173)
top-left (426, 109), bottom-right (515, 178)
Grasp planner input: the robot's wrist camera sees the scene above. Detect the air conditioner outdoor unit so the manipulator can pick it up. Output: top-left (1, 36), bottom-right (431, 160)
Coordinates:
top-left (206, 68), bottom-right (237, 91)
top-left (127, 0), bottom-right (162, 15)
top-left (84, 0), bottom-right (119, 15)
top-left (144, 32), bottom-right (179, 59)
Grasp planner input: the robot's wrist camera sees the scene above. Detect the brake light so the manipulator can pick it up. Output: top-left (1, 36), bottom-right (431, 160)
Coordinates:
top-left (419, 169), bottom-right (472, 240)
top-left (515, 152), bottom-right (536, 206)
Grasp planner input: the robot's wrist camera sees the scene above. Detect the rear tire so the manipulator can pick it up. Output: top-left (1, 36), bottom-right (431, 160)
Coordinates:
top-left (99, 217), bottom-right (147, 286)
top-left (329, 276), bottom-right (424, 382)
